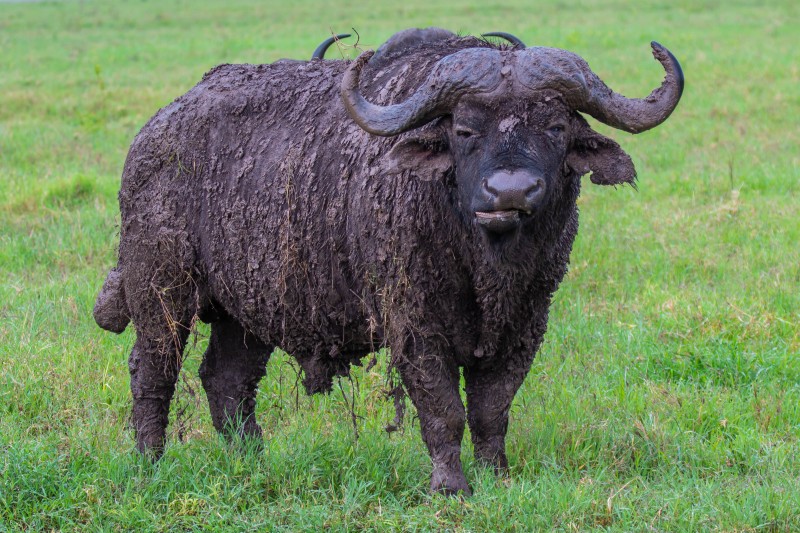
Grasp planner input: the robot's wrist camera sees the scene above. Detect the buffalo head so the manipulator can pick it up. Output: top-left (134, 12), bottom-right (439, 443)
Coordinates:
top-left (341, 42), bottom-right (683, 237)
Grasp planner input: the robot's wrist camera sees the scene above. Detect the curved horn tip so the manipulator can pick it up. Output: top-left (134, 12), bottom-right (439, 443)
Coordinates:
top-left (481, 31), bottom-right (526, 48)
top-left (311, 33), bottom-right (353, 60)
top-left (352, 49), bottom-right (375, 68)
top-left (341, 50), bottom-right (375, 90)
top-left (650, 41), bottom-right (685, 99)
top-left (650, 41), bottom-right (674, 65)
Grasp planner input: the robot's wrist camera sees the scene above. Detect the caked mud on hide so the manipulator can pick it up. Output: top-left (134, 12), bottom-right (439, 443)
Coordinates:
top-left (96, 28), bottom-right (683, 495)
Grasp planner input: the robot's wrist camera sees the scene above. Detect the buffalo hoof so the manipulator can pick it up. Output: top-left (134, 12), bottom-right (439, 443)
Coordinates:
top-left (218, 417), bottom-right (264, 442)
top-left (475, 448), bottom-right (509, 474)
top-left (231, 432), bottom-right (265, 456)
top-left (430, 467), bottom-right (472, 496)
top-left (136, 435), bottom-right (166, 462)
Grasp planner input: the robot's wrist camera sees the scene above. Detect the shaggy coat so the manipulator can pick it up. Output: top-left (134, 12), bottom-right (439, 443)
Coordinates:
top-left (95, 34), bottom-right (682, 494)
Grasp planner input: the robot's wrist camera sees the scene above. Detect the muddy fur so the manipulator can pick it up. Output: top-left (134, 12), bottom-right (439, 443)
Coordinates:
top-left (95, 33), bottom-right (682, 494)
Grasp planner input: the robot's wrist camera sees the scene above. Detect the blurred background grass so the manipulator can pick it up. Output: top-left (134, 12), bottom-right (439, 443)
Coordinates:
top-left (0, 0), bottom-right (798, 530)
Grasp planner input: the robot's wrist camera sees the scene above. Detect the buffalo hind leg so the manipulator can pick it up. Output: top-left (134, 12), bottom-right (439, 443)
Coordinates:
top-left (396, 343), bottom-right (470, 496)
top-left (129, 324), bottom-right (191, 458)
top-left (464, 354), bottom-right (534, 472)
top-left (199, 316), bottom-right (270, 441)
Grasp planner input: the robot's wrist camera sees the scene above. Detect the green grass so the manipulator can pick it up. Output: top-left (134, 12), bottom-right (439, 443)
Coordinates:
top-left (1, 0), bottom-right (798, 530)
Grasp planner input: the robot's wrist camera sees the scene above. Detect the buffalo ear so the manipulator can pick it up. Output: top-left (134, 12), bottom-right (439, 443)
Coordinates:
top-left (566, 115), bottom-right (637, 186)
top-left (380, 131), bottom-right (454, 182)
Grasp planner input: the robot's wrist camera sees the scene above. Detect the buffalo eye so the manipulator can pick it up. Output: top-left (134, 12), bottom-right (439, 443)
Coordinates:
top-left (455, 127), bottom-right (477, 139)
top-left (546, 124), bottom-right (566, 138)
top-left (454, 126), bottom-right (479, 154)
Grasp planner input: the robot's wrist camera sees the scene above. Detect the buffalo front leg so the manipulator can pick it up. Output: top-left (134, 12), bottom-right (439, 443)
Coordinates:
top-left (199, 316), bottom-right (271, 440)
top-left (464, 354), bottom-right (534, 472)
top-left (396, 347), bottom-right (469, 495)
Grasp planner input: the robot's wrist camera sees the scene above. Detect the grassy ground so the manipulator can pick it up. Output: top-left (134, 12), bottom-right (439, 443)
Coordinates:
top-left (1, 0), bottom-right (798, 530)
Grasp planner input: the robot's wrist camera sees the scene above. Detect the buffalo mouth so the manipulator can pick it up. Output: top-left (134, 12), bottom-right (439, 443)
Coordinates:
top-left (475, 209), bottom-right (524, 233)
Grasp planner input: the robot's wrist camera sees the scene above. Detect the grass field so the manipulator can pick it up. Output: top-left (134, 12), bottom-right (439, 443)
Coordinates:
top-left (1, 0), bottom-right (799, 530)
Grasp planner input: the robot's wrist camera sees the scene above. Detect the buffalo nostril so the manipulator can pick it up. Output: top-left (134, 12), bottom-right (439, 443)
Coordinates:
top-left (482, 178), bottom-right (502, 198)
top-left (482, 178), bottom-right (500, 197)
top-left (525, 178), bottom-right (544, 199)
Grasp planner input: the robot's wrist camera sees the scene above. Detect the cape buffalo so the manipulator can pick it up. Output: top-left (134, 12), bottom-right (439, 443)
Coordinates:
top-left (94, 31), bottom-right (683, 495)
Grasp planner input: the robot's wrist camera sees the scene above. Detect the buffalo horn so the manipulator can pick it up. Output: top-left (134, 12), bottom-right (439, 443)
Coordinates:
top-left (481, 32), bottom-right (526, 49)
top-left (342, 42), bottom-right (683, 137)
top-left (341, 48), bottom-right (503, 136)
top-left (312, 33), bottom-right (352, 60)
top-left (511, 42), bottom-right (683, 133)
top-left (569, 42), bottom-right (684, 133)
